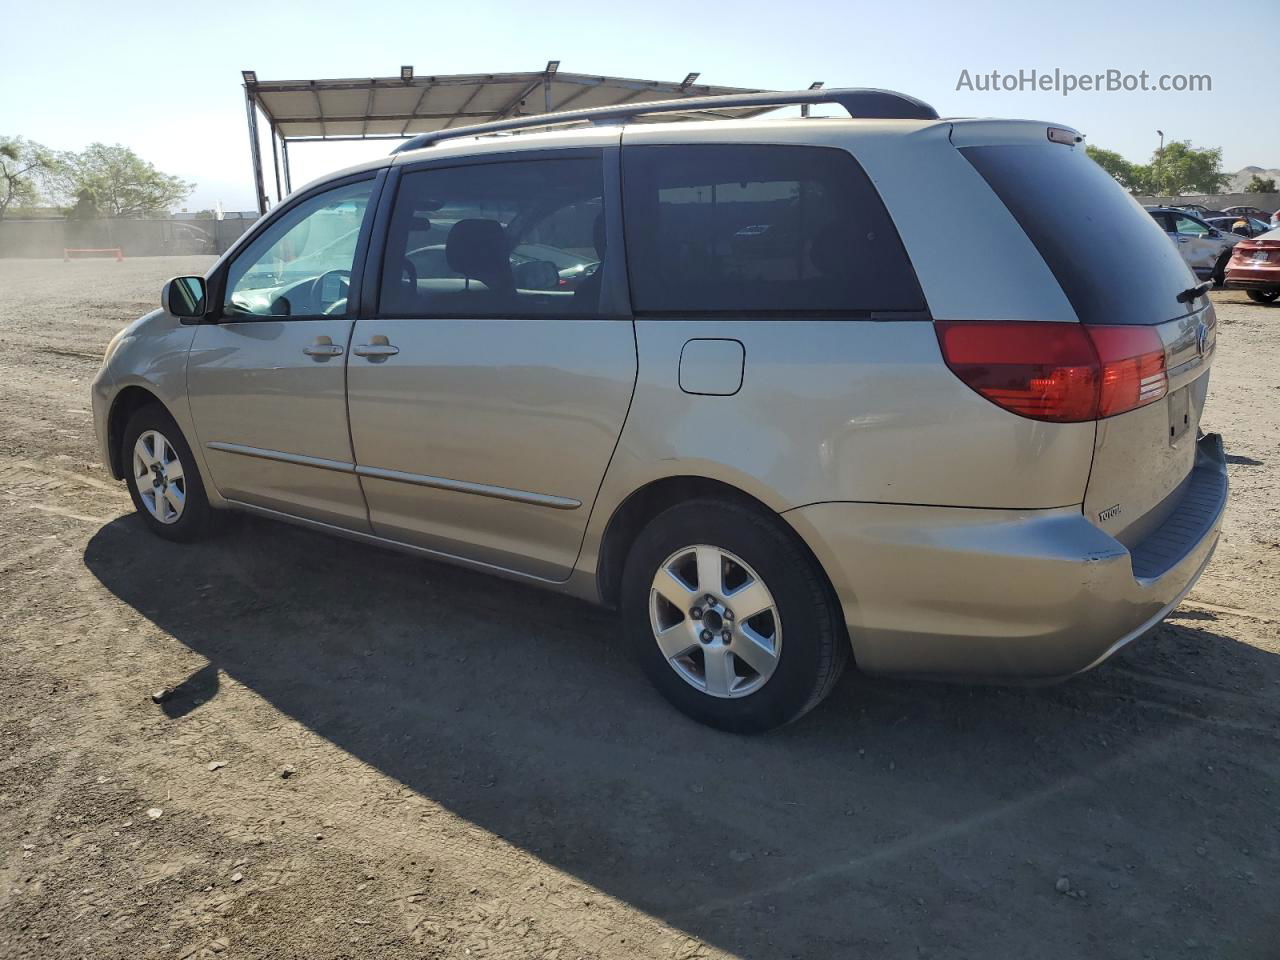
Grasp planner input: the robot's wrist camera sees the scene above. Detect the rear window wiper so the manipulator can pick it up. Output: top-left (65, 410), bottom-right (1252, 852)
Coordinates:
top-left (1176, 281), bottom-right (1212, 304)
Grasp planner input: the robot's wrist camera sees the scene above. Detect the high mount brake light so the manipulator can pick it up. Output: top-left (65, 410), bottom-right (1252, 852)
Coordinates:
top-left (935, 321), bottom-right (1168, 423)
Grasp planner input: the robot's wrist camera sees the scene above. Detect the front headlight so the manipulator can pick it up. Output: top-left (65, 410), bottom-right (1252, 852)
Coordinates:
top-left (101, 327), bottom-right (129, 368)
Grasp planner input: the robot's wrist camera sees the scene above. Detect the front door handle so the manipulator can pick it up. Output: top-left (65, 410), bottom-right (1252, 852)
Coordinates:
top-left (303, 336), bottom-right (344, 360)
top-left (352, 335), bottom-right (399, 362)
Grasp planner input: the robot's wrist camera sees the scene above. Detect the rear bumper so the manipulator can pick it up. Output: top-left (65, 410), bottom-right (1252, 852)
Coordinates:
top-left (784, 434), bottom-right (1228, 681)
top-left (1226, 277), bottom-right (1280, 292)
top-left (1226, 264), bottom-right (1280, 290)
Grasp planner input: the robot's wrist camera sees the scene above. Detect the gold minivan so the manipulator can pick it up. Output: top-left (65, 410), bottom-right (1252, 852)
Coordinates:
top-left (92, 89), bottom-right (1228, 731)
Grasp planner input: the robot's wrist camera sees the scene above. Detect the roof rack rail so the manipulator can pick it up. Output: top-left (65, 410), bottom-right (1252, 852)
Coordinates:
top-left (391, 87), bottom-right (939, 154)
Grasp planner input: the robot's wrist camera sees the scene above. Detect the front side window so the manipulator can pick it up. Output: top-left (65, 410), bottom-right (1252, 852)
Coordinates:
top-left (1174, 215), bottom-right (1210, 237)
top-left (379, 156), bottom-right (605, 318)
top-left (621, 144), bottom-right (924, 314)
top-left (223, 180), bottom-right (374, 318)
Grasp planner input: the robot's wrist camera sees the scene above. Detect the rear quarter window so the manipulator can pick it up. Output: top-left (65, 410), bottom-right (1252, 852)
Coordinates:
top-left (621, 144), bottom-right (925, 315)
top-left (960, 144), bottom-right (1196, 325)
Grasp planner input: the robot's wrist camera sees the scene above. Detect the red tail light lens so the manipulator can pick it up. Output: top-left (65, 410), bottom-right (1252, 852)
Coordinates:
top-left (1087, 325), bottom-right (1168, 416)
top-left (935, 321), bottom-right (1167, 422)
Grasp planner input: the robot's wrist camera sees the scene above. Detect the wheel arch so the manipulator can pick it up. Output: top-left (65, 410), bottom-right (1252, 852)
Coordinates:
top-left (106, 385), bottom-right (167, 480)
top-left (594, 475), bottom-right (843, 630)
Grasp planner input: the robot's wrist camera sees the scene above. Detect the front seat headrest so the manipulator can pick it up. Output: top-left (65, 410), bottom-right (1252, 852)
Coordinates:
top-left (446, 219), bottom-right (514, 293)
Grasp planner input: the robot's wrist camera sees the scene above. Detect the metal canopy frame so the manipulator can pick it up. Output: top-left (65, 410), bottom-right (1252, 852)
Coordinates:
top-left (241, 64), bottom-right (809, 214)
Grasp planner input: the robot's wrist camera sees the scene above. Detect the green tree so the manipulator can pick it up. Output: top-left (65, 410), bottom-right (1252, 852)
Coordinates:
top-left (1086, 145), bottom-right (1146, 191)
top-left (0, 136), bottom-right (60, 220)
top-left (56, 143), bottom-right (193, 217)
top-left (1148, 140), bottom-right (1229, 196)
top-left (67, 188), bottom-right (100, 220)
top-left (1245, 175), bottom-right (1277, 193)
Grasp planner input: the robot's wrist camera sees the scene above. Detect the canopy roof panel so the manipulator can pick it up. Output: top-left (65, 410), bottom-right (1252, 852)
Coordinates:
top-left (246, 68), bottom-right (779, 141)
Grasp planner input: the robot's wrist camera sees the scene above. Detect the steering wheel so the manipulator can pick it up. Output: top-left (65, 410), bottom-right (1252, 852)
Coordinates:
top-left (312, 269), bottom-right (351, 314)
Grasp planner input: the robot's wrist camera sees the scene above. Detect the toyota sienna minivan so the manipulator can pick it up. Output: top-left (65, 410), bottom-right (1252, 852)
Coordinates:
top-left (91, 89), bottom-right (1228, 732)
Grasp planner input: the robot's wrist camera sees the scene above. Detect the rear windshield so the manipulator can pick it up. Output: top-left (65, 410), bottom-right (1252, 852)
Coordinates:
top-left (961, 144), bottom-right (1197, 325)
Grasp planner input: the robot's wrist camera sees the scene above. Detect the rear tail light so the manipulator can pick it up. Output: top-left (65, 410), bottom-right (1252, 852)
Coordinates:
top-left (1087, 325), bottom-right (1169, 416)
top-left (935, 321), bottom-right (1167, 422)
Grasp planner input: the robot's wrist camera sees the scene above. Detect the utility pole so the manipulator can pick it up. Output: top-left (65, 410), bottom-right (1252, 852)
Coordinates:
top-left (1156, 130), bottom-right (1165, 197)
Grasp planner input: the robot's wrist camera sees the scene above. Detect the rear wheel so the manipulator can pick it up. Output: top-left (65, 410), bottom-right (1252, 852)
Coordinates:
top-left (621, 499), bottom-right (847, 733)
top-left (1246, 289), bottom-right (1279, 304)
top-left (122, 404), bottom-right (214, 542)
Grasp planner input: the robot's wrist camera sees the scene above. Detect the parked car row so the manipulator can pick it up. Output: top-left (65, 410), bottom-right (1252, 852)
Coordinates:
top-left (1167, 203), bottom-right (1274, 222)
top-left (1204, 215), bottom-right (1272, 238)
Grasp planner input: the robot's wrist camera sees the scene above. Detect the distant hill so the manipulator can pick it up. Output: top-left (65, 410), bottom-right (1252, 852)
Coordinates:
top-left (1226, 166), bottom-right (1280, 192)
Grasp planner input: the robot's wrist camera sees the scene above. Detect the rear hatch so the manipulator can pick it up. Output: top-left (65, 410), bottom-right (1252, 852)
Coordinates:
top-left (952, 123), bottom-right (1216, 544)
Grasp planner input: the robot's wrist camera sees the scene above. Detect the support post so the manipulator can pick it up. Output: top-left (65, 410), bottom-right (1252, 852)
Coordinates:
top-left (270, 126), bottom-right (283, 202)
top-left (244, 86), bottom-right (268, 215)
top-left (543, 76), bottom-right (551, 114)
top-left (281, 139), bottom-right (293, 194)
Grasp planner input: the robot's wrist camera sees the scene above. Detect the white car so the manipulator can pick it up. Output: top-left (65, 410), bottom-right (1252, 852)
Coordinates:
top-left (1146, 208), bottom-right (1240, 286)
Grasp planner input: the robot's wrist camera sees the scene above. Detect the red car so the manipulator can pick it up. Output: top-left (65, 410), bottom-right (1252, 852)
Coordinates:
top-left (1225, 226), bottom-right (1280, 303)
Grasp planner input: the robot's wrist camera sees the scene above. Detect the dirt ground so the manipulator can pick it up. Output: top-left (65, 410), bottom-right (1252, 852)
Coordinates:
top-left (0, 256), bottom-right (1277, 960)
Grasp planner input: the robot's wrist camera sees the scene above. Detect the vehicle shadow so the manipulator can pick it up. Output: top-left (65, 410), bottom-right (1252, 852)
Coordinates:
top-left (83, 513), bottom-right (1280, 957)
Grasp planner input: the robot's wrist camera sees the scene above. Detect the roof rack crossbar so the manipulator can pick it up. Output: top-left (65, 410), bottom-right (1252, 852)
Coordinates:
top-left (391, 87), bottom-right (938, 153)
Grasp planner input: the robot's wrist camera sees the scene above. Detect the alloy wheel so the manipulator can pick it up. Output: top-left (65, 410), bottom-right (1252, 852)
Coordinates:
top-left (132, 429), bottom-right (186, 524)
top-left (648, 544), bottom-right (782, 698)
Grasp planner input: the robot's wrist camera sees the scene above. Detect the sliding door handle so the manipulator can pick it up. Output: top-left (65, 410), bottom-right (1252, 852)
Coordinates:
top-left (353, 335), bottom-right (399, 361)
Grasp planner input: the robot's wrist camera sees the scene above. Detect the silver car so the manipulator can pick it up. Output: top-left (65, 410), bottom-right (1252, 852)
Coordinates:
top-left (91, 89), bottom-right (1228, 732)
top-left (1147, 207), bottom-right (1240, 285)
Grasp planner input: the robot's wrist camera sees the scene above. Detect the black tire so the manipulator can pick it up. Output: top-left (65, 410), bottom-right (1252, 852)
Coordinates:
top-left (1212, 253), bottom-right (1231, 288)
top-left (1246, 289), bottom-right (1279, 304)
top-left (620, 498), bottom-right (848, 733)
top-left (122, 403), bottom-right (214, 542)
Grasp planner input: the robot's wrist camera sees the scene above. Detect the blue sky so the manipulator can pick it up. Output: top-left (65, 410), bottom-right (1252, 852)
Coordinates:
top-left (3, 0), bottom-right (1277, 210)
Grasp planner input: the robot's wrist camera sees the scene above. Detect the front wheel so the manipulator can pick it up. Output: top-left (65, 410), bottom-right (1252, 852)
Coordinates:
top-left (122, 404), bottom-right (214, 542)
top-left (621, 499), bottom-right (848, 733)
top-left (1246, 289), bottom-right (1279, 304)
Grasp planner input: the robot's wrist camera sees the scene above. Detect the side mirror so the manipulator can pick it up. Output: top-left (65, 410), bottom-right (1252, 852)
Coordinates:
top-left (513, 259), bottom-right (560, 292)
top-left (1206, 228), bottom-right (1221, 238)
top-left (163, 276), bottom-right (207, 318)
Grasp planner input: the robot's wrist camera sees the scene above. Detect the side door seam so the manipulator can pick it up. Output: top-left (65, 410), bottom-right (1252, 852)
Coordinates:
top-left (346, 166), bottom-right (396, 525)
top-left (567, 132), bottom-right (638, 582)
